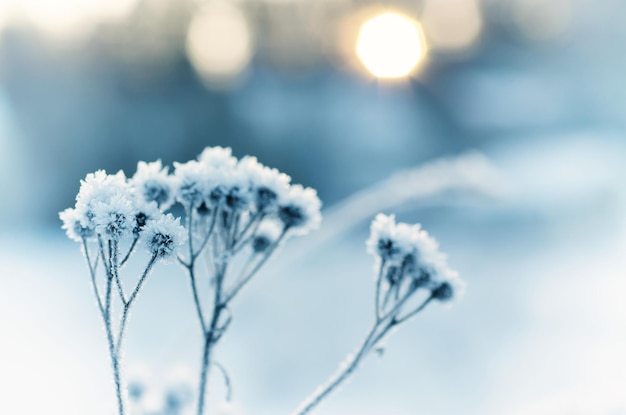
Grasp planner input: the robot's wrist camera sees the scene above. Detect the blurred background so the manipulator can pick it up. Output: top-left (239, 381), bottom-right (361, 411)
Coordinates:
top-left (1, 0), bottom-right (626, 414)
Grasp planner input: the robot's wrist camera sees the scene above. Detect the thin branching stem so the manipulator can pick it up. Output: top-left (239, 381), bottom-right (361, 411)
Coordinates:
top-left (229, 212), bottom-right (240, 249)
top-left (292, 292), bottom-right (434, 415)
top-left (120, 236), bottom-right (138, 267)
top-left (232, 213), bottom-right (264, 254)
top-left (83, 238), bottom-right (105, 317)
top-left (374, 259), bottom-right (386, 320)
top-left (213, 361), bottom-right (233, 402)
top-left (223, 229), bottom-right (287, 305)
top-left (189, 269), bottom-right (208, 334)
top-left (196, 261), bottom-right (229, 415)
top-left (193, 209), bottom-right (218, 261)
top-left (116, 254), bottom-right (158, 353)
top-left (394, 294), bottom-right (434, 325)
top-left (98, 235), bottom-right (112, 278)
top-left (187, 206), bottom-right (195, 262)
top-left (292, 323), bottom-right (380, 415)
top-left (112, 239), bottom-right (127, 304)
top-left (101, 251), bottom-right (125, 415)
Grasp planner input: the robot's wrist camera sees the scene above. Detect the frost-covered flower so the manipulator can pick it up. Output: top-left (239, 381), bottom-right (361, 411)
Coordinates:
top-left (173, 160), bottom-right (208, 208)
top-left (367, 214), bottom-right (464, 302)
top-left (92, 194), bottom-right (137, 240)
top-left (277, 184), bottom-right (322, 235)
top-left (76, 170), bottom-right (129, 207)
top-left (142, 213), bottom-right (187, 260)
top-left (429, 267), bottom-right (465, 302)
top-left (366, 214), bottom-right (414, 262)
top-left (133, 201), bottom-right (162, 235)
top-left (130, 160), bottom-right (175, 210)
top-left (238, 156), bottom-right (291, 214)
top-left (73, 170), bottom-right (131, 228)
top-left (59, 207), bottom-right (95, 242)
top-left (252, 220), bottom-right (284, 253)
top-left (198, 146), bottom-right (238, 170)
top-left (218, 167), bottom-right (252, 213)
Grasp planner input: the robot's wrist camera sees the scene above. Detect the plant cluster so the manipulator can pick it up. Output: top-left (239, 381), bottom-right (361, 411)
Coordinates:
top-left (60, 147), bottom-right (463, 415)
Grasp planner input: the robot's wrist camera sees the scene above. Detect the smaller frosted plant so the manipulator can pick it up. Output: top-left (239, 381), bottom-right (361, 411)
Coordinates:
top-left (292, 213), bottom-right (463, 415)
top-left (60, 168), bottom-right (186, 415)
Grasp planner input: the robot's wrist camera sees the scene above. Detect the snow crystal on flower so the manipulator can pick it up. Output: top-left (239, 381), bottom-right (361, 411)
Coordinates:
top-left (367, 213), bottom-right (464, 302)
top-left (142, 213), bottom-right (187, 260)
top-left (59, 207), bottom-right (95, 242)
top-left (366, 214), bottom-right (415, 261)
top-left (238, 156), bottom-right (291, 214)
top-left (72, 170), bottom-right (132, 228)
top-left (173, 160), bottom-right (209, 208)
top-left (198, 146), bottom-right (238, 170)
top-left (277, 184), bottom-right (322, 235)
top-left (130, 160), bottom-right (175, 210)
top-left (92, 194), bottom-right (137, 240)
top-left (252, 220), bottom-right (283, 253)
top-left (133, 201), bottom-right (162, 235)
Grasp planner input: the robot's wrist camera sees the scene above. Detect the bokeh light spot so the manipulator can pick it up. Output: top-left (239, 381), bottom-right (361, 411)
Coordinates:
top-left (512, 0), bottom-right (572, 41)
top-left (421, 0), bottom-right (482, 52)
top-left (355, 12), bottom-right (427, 79)
top-left (186, 1), bottom-right (253, 88)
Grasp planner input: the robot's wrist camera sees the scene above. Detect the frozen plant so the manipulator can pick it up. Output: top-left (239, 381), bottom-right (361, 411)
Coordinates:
top-left (171, 148), bottom-right (321, 415)
top-left (292, 213), bottom-right (464, 415)
top-left (60, 167), bottom-right (186, 415)
top-left (61, 146), bottom-right (465, 415)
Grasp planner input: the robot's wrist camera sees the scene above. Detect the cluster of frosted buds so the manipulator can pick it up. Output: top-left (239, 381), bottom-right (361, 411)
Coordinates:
top-left (292, 214), bottom-right (463, 415)
top-left (172, 147), bottom-right (321, 260)
top-left (168, 147), bottom-right (322, 415)
top-left (367, 214), bottom-right (464, 322)
top-left (60, 167), bottom-right (186, 261)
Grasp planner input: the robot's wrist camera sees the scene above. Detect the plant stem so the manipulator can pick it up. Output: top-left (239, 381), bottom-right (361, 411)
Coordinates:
top-left (116, 255), bottom-right (158, 354)
top-left (292, 294), bottom-right (434, 415)
top-left (105, 316), bottom-right (125, 415)
top-left (213, 361), bottom-right (233, 402)
top-left (102, 250), bottom-right (125, 415)
top-left (196, 263), bottom-right (227, 415)
top-left (292, 323), bottom-right (380, 415)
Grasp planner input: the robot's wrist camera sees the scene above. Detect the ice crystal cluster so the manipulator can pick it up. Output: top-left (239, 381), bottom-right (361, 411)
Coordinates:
top-left (60, 146), bottom-right (463, 415)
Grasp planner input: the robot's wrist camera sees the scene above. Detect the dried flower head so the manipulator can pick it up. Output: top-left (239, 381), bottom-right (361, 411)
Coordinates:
top-left (173, 160), bottom-right (208, 208)
top-left (142, 213), bottom-right (187, 260)
top-left (238, 156), bottom-right (291, 214)
top-left (252, 220), bottom-right (284, 253)
top-left (278, 184), bottom-right (322, 235)
top-left (198, 146), bottom-right (238, 170)
top-left (367, 214), bottom-right (464, 302)
top-left (130, 160), bottom-right (175, 210)
top-left (92, 194), bottom-right (137, 240)
top-left (59, 207), bottom-right (95, 242)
